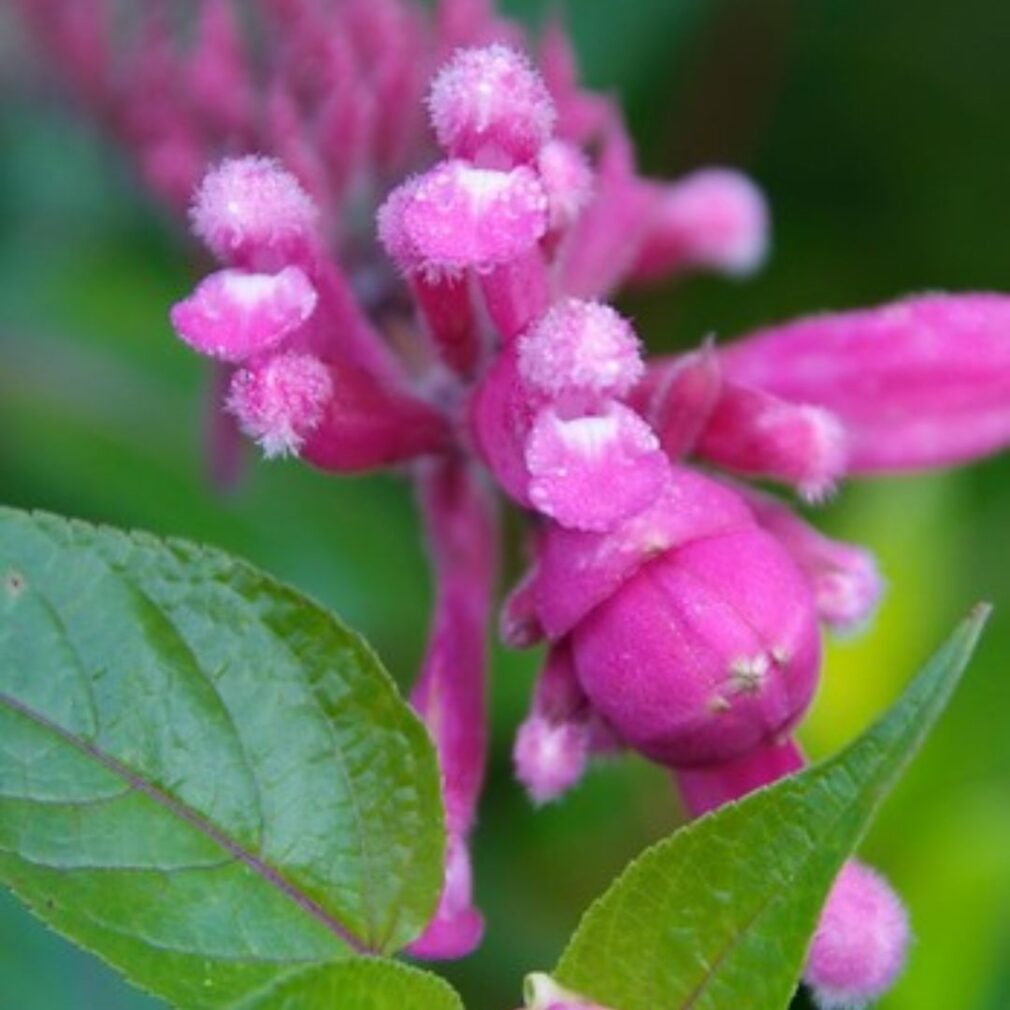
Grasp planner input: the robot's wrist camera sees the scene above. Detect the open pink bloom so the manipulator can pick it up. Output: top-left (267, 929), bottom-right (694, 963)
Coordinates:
top-left (22, 0), bottom-right (1009, 987)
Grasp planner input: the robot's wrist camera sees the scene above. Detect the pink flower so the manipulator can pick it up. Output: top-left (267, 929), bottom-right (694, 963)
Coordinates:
top-left (21, 0), bottom-right (1008, 987)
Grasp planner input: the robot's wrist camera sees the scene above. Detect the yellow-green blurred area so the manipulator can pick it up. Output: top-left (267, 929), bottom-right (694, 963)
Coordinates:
top-left (2, 1), bottom-right (1009, 1008)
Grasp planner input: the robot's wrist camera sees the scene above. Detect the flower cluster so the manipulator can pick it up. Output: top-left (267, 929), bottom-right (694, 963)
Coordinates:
top-left (20, 1), bottom-right (1010, 1007)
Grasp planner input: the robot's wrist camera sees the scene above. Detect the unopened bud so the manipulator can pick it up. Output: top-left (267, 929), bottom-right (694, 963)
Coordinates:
top-left (805, 861), bottom-right (910, 1010)
top-left (428, 44), bottom-right (556, 162)
top-left (190, 155), bottom-right (319, 266)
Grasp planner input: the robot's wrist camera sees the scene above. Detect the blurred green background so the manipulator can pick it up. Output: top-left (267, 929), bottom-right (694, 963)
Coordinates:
top-left (2, 1), bottom-right (1010, 1008)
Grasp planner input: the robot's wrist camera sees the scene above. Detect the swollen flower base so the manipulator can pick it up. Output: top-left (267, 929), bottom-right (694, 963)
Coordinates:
top-left (20, 0), bottom-right (1010, 1003)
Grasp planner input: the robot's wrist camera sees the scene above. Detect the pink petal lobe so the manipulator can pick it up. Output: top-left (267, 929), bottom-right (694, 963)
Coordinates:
top-left (524, 403), bottom-right (667, 532)
top-left (171, 267), bottom-right (317, 363)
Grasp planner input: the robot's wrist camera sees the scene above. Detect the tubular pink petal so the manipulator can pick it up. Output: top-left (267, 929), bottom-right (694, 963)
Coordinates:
top-left (299, 366), bottom-right (450, 472)
top-left (227, 351), bottom-right (332, 459)
top-left (632, 341), bottom-right (723, 459)
top-left (743, 490), bottom-right (885, 632)
top-left (407, 833), bottom-right (485, 960)
top-left (411, 271), bottom-right (482, 377)
top-left (187, 0), bottom-right (254, 139)
top-left (720, 293), bottom-right (1010, 473)
top-left (428, 44), bottom-right (556, 163)
top-left (525, 403), bottom-right (667, 532)
top-left (533, 467), bottom-right (754, 640)
top-left (805, 861), bottom-right (910, 1010)
top-left (228, 352), bottom-right (446, 469)
top-left (500, 566), bottom-right (545, 648)
top-left (630, 168), bottom-right (769, 282)
top-left (170, 266), bottom-right (318, 363)
top-left (517, 299), bottom-right (644, 404)
top-left (555, 128), bottom-right (656, 299)
top-left (468, 344), bottom-right (537, 504)
top-left (696, 381), bottom-right (849, 501)
top-left (675, 736), bottom-right (805, 817)
top-left (190, 155), bottom-right (320, 266)
top-left (407, 460), bottom-right (498, 961)
top-left (478, 246), bottom-right (552, 341)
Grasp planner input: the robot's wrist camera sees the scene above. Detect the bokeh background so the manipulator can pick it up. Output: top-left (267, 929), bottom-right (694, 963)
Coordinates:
top-left (2, 1), bottom-right (1010, 1008)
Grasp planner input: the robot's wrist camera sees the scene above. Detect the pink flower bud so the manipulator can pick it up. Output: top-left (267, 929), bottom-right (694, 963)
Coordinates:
top-left (170, 266), bottom-right (318, 363)
top-left (513, 643), bottom-right (593, 805)
top-left (525, 403), bottom-right (667, 532)
top-left (227, 351), bottom-right (332, 458)
top-left (695, 381), bottom-right (850, 501)
top-left (536, 139), bottom-right (593, 231)
top-left (720, 293), bottom-right (1010, 474)
top-left (632, 340), bottom-right (723, 459)
top-left (517, 299), bottom-right (644, 405)
top-left (631, 168), bottom-right (769, 282)
top-left (743, 490), bottom-right (884, 632)
top-left (805, 861), bottom-right (910, 1010)
top-left (190, 156), bottom-right (319, 267)
top-left (428, 44), bottom-right (556, 163)
top-left (570, 522), bottom-right (820, 767)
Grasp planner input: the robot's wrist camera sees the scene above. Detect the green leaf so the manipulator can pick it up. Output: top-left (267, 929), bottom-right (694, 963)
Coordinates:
top-left (554, 606), bottom-right (990, 1010)
top-left (234, 958), bottom-right (464, 1010)
top-left (0, 508), bottom-right (444, 1009)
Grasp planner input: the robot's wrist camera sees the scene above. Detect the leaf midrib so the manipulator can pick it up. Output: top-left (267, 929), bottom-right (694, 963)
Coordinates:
top-left (0, 689), bottom-right (370, 955)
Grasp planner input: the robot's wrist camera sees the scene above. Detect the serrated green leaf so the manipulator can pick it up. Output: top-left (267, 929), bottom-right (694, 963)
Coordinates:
top-left (554, 606), bottom-right (990, 1010)
top-left (0, 508), bottom-right (444, 1009)
top-left (234, 958), bottom-right (464, 1010)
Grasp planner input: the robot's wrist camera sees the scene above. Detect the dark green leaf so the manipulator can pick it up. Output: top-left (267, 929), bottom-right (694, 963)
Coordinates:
top-left (554, 606), bottom-right (990, 1010)
top-left (0, 508), bottom-right (444, 1009)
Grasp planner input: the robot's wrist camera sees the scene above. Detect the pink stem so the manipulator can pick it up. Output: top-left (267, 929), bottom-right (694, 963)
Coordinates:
top-left (407, 457), bottom-right (498, 959)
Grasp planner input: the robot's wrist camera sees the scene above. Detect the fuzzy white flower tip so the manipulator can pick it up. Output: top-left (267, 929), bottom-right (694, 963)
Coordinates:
top-left (190, 155), bottom-right (318, 263)
top-left (428, 44), bottom-right (556, 162)
top-left (518, 299), bottom-right (643, 402)
top-left (805, 861), bottom-right (910, 1010)
top-left (513, 714), bottom-right (588, 805)
top-left (226, 351), bottom-right (332, 458)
